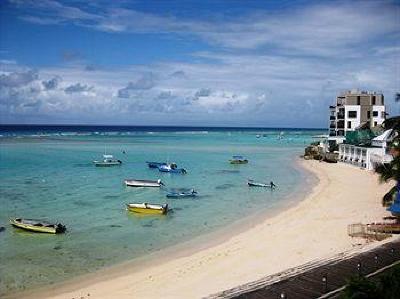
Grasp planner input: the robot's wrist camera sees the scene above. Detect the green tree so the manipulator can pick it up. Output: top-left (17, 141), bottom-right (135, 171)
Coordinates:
top-left (340, 276), bottom-right (379, 299)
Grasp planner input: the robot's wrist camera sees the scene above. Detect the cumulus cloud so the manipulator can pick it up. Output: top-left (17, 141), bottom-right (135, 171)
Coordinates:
top-left (64, 83), bottom-right (93, 94)
top-left (193, 88), bottom-right (211, 100)
top-left (117, 74), bottom-right (156, 98)
top-left (42, 76), bottom-right (61, 90)
top-left (2, 1), bottom-right (399, 126)
top-left (0, 70), bottom-right (38, 87)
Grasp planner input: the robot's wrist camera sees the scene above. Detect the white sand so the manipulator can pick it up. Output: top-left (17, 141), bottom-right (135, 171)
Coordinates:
top-left (24, 160), bottom-right (395, 299)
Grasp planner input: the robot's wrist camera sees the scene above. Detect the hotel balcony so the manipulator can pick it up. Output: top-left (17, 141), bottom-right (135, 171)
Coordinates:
top-left (330, 115), bottom-right (336, 120)
top-left (337, 112), bottom-right (345, 119)
top-left (337, 130), bottom-right (345, 136)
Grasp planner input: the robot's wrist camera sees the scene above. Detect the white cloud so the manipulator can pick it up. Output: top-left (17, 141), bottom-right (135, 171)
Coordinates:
top-left (2, 0), bottom-right (399, 125)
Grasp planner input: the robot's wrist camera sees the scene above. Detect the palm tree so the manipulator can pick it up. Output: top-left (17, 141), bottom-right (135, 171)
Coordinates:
top-left (375, 93), bottom-right (400, 208)
top-left (375, 139), bottom-right (400, 211)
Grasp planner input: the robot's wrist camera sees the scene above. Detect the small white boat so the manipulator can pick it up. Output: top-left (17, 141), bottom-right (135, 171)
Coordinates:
top-left (124, 179), bottom-right (164, 187)
top-left (158, 163), bottom-right (187, 174)
top-left (93, 154), bottom-right (122, 167)
top-left (10, 218), bottom-right (66, 234)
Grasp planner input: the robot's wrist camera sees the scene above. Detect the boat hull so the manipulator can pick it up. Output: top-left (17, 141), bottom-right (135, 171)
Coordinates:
top-left (159, 168), bottom-right (186, 174)
top-left (146, 162), bottom-right (167, 168)
top-left (94, 161), bottom-right (122, 167)
top-left (230, 160), bottom-right (248, 164)
top-left (248, 181), bottom-right (272, 188)
top-left (124, 180), bottom-right (162, 187)
top-left (10, 219), bottom-right (65, 234)
top-left (126, 203), bottom-right (168, 215)
top-left (166, 192), bottom-right (196, 198)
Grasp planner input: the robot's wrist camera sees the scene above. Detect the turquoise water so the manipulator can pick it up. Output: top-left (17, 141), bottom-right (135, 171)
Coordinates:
top-left (0, 128), bottom-right (322, 295)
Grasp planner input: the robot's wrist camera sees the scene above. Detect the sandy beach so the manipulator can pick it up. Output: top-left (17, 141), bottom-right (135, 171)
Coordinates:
top-left (20, 159), bottom-right (395, 299)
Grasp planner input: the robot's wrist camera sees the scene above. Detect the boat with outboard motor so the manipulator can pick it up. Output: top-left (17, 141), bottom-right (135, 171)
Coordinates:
top-left (158, 163), bottom-right (187, 174)
top-left (10, 218), bottom-right (66, 234)
top-left (124, 179), bottom-right (164, 187)
top-left (229, 155), bottom-right (248, 164)
top-left (166, 188), bottom-right (197, 198)
top-left (93, 154), bottom-right (122, 167)
top-left (126, 203), bottom-right (168, 215)
top-left (247, 179), bottom-right (276, 188)
top-left (146, 161), bottom-right (167, 168)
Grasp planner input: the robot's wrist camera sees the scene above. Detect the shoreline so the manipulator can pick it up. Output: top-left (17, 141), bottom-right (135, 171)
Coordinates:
top-left (9, 159), bottom-right (394, 299)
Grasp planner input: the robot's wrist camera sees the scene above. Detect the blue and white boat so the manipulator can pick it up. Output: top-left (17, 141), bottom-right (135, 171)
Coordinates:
top-left (158, 163), bottom-right (187, 174)
top-left (166, 188), bottom-right (197, 198)
top-left (146, 161), bottom-right (167, 169)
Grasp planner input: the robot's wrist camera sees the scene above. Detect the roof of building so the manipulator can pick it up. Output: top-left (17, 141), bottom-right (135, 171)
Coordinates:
top-left (372, 129), bottom-right (393, 142)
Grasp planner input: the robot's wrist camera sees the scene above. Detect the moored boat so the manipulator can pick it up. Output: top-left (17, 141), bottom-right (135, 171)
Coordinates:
top-left (229, 155), bottom-right (248, 164)
top-left (247, 179), bottom-right (277, 188)
top-left (124, 179), bottom-right (164, 187)
top-left (166, 188), bottom-right (197, 198)
top-left (126, 203), bottom-right (168, 215)
top-left (248, 180), bottom-right (270, 187)
top-left (146, 161), bottom-right (167, 168)
top-left (93, 154), bottom-right (122, 167)
top-left (10, 218), bottom-right (66, 234)
top-left (158, 163), bottom-right (187, 174)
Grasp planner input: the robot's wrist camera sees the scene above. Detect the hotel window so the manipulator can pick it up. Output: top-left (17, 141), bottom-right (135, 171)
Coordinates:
top-left (382, 96), bottom-right (384, 105)
top-left (382, 111), bottom-right (385, 118)
top-left (372, 96), bottom-right (376, 105)
top-left (373, 111), bottom-right (378, 117)
top-left (374, 121), bottom-right (377, 126)
top-left (367, 111), bottom-right (371, 119)
top-left (357, 96), bottom-right (360, 105)
top-left (347, 121), bottom-right (351, 129)
top-left (348, 111), bottom-right (357, 118)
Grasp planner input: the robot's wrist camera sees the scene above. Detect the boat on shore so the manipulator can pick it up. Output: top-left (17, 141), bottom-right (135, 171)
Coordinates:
top-left (159, 163), bottom-right (187, 174)
top-left (93, 154), bottom-right (122, 167)
top-left (124, 179), bottom-right (164, 187)
top-left (10, 218), bottom-right (66, 234)
top-left (166, 188), bottom-right (197, 198)
top-left (126, 203), bottom-right (168, 215)
top-left (229, 155), bottom-right (248, 164)
top-left (146, 161), bottom-right (167, 168)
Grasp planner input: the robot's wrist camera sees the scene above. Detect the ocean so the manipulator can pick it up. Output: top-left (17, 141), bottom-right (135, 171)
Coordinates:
top-left (0, 125), bottom-right (324, 295)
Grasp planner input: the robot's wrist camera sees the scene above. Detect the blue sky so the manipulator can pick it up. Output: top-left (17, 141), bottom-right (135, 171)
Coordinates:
top-left (0, 0), bottom-right (399, 127)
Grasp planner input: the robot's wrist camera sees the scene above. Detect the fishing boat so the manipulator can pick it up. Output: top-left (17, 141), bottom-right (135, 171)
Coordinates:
top-left (124, 179), bottom-right (164, 187)
top-left (229, 155), bottom-right (248, 164)
top-left (126, 203), bottom-right (168, 215)
top-left (93, 154), bottom-right (122, 167)
top-left (10, 218), bottom-right (66, 234)
top-left (158, 163), bottom-right (187, 174)
top-left (166, 188), bottom-right (197, 198)
top-left (146, 161), bottom-right (167, 168)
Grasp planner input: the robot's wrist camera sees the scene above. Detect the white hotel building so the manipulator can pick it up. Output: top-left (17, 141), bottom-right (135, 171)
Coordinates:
top-left (329, 90), bottom-right (386, 137)
top-left (326, 90), bottom-right (395, 171)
